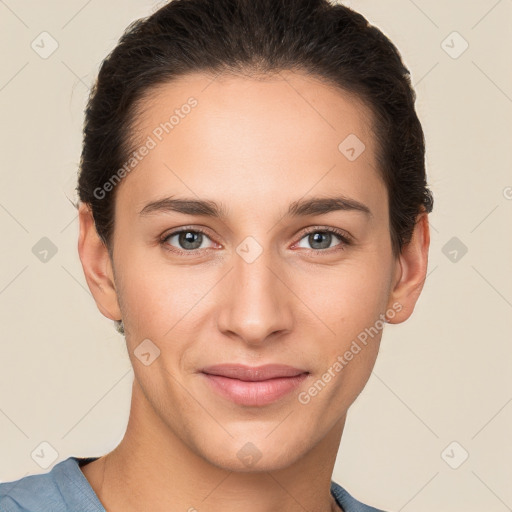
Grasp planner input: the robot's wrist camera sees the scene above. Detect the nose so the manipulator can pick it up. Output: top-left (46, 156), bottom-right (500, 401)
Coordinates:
top-left (216, 244), bottom-right (293, 346)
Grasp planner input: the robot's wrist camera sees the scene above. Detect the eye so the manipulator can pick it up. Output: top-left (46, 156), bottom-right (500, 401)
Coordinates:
top-left (160, 228), bottom-right (216, 253)
top-left (295, 227), bottom-right (352, 252)
top-left (159, 226), bottom-right (352, 256)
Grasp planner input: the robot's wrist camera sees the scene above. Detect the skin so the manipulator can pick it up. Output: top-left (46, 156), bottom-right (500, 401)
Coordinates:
top-left (77, 70), bottom-right (430, 512)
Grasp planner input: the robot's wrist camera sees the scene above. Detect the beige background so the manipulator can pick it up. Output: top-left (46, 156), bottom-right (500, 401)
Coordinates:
top-left (1, 1), bottom-right (511, 510)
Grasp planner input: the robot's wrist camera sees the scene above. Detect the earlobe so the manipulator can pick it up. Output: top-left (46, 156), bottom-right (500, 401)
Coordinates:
top-left (386, 212), bottom-right (430, 324)
top-left (77, 202), bottom-right (122, 322)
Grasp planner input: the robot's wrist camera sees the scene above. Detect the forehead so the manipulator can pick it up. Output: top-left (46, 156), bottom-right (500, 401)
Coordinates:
top-left (116, 70), bottom-right (383, 217)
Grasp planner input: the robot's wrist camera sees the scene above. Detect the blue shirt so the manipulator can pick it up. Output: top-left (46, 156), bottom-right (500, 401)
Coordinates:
top-left (0, 456), bottom-right (387, 512)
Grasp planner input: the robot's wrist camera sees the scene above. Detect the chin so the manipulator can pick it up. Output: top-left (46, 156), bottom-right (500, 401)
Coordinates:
top-left (195, 434), bottom-right (307, 473)
top-left (211, 452), bottom-right (299, 474)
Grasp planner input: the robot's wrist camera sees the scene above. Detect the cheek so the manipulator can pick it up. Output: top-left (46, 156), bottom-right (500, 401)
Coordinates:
top-left (294, 257), bottom-right (391, 340)
top-left (299, 274), bottom-right (385, 415)
top-left (292, 255), bottom-right (390, 397)
top-left (116, 250), bottom-right (217, 344)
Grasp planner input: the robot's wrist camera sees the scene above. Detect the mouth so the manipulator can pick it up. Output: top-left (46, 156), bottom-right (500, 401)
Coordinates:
top-left (200, 364), bottom-right (310, 406)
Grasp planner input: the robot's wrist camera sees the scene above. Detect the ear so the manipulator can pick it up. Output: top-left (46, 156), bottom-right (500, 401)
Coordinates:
top-left (77, 202), bottom-right (122, 322)
top-left (386, 211), bottom-right (430, 323)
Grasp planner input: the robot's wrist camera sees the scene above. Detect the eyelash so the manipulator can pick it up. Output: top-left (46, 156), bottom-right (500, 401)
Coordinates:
top-left (159, 226), bottom-right (352, 256)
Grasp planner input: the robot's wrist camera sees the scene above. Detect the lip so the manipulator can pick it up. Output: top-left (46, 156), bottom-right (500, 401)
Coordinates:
top-left (201, 363), bottom-right (307, 381)
top-left (200, 364), bottom-right (309, 406)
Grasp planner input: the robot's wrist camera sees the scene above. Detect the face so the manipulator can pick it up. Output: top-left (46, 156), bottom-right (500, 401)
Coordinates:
top-left (80, 70), bottom-right (424, 473)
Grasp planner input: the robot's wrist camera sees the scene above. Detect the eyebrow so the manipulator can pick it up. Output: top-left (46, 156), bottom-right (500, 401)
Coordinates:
top-left (138, 195), bottom-right (372, 219)
top-left (139, 197), bottom-right (229, 218)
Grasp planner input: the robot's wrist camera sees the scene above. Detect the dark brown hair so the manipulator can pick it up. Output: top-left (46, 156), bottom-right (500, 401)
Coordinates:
top-left (77, 0), bottom-right (433, 257)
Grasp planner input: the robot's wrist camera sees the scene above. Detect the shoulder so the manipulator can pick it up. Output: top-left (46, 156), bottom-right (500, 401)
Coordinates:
top-left (330, 480), bottom-right (390, 512)
top-left (0, 456), bottom-right (104, 512)
top-left (0, 464), bottom-right (62, 512)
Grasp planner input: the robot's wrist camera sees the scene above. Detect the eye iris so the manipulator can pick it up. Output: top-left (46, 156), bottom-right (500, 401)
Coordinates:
top-left (179, 231), bottom-right (202, 250)
top-left (309, 232), bottom-right (332, 250)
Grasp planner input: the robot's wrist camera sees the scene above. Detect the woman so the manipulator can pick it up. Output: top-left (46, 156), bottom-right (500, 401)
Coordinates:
top-left (0, 0), bottom-right (432, 510)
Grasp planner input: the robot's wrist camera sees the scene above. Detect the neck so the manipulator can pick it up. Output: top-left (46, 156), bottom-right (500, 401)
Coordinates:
top-left (83, 379), bottom-right (346, 512)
